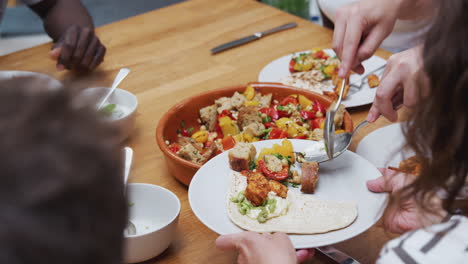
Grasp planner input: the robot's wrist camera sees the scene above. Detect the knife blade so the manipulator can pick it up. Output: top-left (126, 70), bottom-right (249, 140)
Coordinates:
top-left (317, 246), bottom-right (361, 264)
top-left (211, 22), bottom-right (298, 54)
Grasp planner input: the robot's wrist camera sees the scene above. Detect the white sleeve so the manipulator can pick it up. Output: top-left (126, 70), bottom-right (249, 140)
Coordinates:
top-left (19, 0), bottom-right (42, 6)
top-left (377, 216), bottom-right (468, 264)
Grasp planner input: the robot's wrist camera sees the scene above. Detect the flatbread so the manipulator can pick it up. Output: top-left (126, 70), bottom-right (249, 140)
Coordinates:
top-left (227, 172), bottom-right (358, 234)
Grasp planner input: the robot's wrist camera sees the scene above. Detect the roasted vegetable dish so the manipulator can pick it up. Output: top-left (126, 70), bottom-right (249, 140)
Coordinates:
top-left (166, 86), bottom-right (347, 165)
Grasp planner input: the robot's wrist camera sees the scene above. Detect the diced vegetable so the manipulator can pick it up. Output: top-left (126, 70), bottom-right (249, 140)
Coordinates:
top-left (218, 116), bottom-right (239, 137)
top-left (258, 160), bottom-right (289, 181)
top-left (298, 95), bottom-right (313, 109)
top-left (244, 101), bottom-right (260, 106)
top-left (168, 143), bottom-right (181, 153)
top-left (191, 130), bottom-right (209, 143)
top-left (222, 136), bottom-right (236, 150)
top-left (243, 85), bottom-right (255, 100)
top-left (257, 139), bottom-right (294, 163)
top-left (268, 128), bottom-right (288, 139)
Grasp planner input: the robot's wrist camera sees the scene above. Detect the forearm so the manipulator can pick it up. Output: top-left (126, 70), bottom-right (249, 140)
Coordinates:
top-left (30, 0), bottom-right (94, 42)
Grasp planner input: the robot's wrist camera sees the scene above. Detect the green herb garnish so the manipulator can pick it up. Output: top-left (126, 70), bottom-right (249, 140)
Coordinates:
top-left (180, 120), bottom-right (185, 128)
top-left (291, 183), bottom-right (299, 188)
top-left (100, 104), bottom-right (116, 115)
top-left (249, 160), bottom-right (257, 170)
top-left (277, 105), bottom-right (285, 111)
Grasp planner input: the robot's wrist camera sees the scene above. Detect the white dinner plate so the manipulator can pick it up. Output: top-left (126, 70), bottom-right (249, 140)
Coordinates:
top-left (356, 122), bottom-right (413, 168)
top-left (258, 49), bottom-right (387, 108)
top-left (0, 71), bottom-right (62, 90)
top-left (189, 139), bottom-right (388, 248)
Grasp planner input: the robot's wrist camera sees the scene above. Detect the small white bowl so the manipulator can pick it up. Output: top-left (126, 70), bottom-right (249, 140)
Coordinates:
top-left (80, 87), bottom-right (138, 142)
top-left (124, 183), bottom-right (180, 263)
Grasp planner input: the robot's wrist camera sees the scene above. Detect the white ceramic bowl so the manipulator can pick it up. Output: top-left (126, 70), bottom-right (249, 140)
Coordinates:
top-left (80, 87), bottom-right (138, 142)
top-left (124, 183), bottom-right (180, 263)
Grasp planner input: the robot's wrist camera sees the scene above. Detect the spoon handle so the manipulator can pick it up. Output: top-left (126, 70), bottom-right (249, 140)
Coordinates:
top-left (97, 68), bottom-right (131, 109)
top-left (352, 120), bottom-right (369, 137)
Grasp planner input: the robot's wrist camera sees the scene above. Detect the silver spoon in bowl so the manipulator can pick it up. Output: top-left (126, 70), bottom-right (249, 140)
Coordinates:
top-left (123, 147), bottom-right (137, 236)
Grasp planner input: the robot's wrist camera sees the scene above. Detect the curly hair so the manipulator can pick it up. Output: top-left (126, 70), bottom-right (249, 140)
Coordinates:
top-left (402, 0), bottom-right (468, 215)
top-left (0, 77), bottom-right (127, 264)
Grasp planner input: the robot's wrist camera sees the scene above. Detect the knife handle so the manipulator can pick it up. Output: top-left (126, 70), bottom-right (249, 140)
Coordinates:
top-left (317, 246), bottom-right (361, 264)
top-left (261, 22), bottom-right (298, 37)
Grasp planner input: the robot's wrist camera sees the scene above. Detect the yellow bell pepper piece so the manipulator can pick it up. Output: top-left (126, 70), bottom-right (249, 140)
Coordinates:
top-left (191, 130), bottom-right (209, 143)
top-left (257, 139), bottom-right (295, 164)
top-left (335, 129), bottom-right (345, 134)
top-left (275, 118), bottom-right (293, 130)
top-left (218, 116), bottom-right (239, 137)
top-left (298, 95), bottom-right (313, 109)
top-left (244, 101), bottom-right (260, 106)
top-left (323, 65), bottom-right (336, 76)
top-left (243, 85), bottom-right (255, 101)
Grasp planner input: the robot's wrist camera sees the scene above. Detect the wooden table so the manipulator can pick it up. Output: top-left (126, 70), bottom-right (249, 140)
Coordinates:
top-left (0, 0), bottom-right (405, 263)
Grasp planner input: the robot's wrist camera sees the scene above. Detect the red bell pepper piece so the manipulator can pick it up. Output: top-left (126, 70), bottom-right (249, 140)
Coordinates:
top-left (222, 136), bottom-right (236, 150)
top-left (268, 128), bottom-right (288, 139)
top-left (168, 143), bottom-right (181, 153)
top-left (300, 110), bottom-right (316, 120)
top-left (214, 122), bottom-right (224, 139)
top-left (258, 160), bottom-right (289, 181)
top-left (264, 122), bottom-right (277, 129)
top-left (311, 117), bottom-right (325, 130)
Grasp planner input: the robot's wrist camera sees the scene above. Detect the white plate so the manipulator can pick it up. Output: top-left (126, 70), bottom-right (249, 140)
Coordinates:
top-left (356, 122), bottom-right (413, 168)
top-left (0, 71), bottom-right (62, 90)
top-left (189, 139), bottom-right (387, 248)
top-left (258, 49), bottom-right (386, 108)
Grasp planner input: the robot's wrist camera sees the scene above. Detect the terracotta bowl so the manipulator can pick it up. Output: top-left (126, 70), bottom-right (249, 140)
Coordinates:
top-left (156, 82), bottom-right (354, 186)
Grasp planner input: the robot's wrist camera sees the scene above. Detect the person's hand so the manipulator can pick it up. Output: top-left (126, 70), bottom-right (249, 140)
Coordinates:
top-left (216, 232), bottom-right (315, 264)
top-left (49, 25), bottom-right (106, 72)
top-left (367, 46), bottom-right (426, 122)
top-left (333, 0), bottom-right (400, 77)
top-left (367, 168), bottom-right (445, 234)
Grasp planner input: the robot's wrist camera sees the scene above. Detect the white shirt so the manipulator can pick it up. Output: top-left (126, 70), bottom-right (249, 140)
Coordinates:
top-left (377, 215), bottom-right (468, 263)
top-left (317, 0), bottom-right (431, 52)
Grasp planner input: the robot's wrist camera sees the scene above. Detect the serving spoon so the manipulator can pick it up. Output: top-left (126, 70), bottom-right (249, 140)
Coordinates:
top-left (123, 147), bottom-right (137, 236)
top-left (97, 68), bottom-right (131, 109)
top-left (297, 120), bottom-right (368, 163)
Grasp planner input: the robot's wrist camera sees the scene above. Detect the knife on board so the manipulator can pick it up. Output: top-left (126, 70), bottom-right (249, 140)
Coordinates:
top-left (211, 22), bottom-right (298, 54)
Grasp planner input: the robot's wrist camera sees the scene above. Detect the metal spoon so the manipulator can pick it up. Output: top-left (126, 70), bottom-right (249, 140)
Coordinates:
top-left (297, 120), bottom-right (368, 163)
top-left (324, 77), bottom-right (346, 160)
top-left (123, 147), bottom-right (137, 236)
top-left (97, 68), bottom-right (131, 109)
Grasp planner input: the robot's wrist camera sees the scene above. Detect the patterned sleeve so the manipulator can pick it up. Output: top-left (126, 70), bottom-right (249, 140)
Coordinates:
top-left (377, 216), bottom-right (468, 264)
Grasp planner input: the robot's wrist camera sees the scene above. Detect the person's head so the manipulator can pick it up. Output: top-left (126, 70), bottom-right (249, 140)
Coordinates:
top-left (401, 0), bottom-right (468, 215)
top-left (0, 77), bottom-right (127, 264)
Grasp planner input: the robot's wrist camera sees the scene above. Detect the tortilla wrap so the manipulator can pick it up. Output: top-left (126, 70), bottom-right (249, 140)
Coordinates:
top-left (227, 172), bottom-right (358, 234)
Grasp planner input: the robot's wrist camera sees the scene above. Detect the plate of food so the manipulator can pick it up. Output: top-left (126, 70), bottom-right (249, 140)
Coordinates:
top-left (356, 122), bottom-right (414, 168)
top-left (156, 82), bottom-right (353, 186)
top-left (258, 49), bottom-right (386, 108)
top-left (188, 139), bottom-right (387, 248)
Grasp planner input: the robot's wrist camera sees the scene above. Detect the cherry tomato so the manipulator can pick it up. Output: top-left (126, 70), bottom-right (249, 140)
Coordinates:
top-left (264, 122), bottom-right (277, 128)
top-left (311, 117), bottom-right (325, 130)
top-left (168, 143), bottom-right (181, 153)
top-left (280, 96), bottom-right (299, 106)
top-left (300, 110), bottom-right (316, 120)
top-left (218, 110), bottom-right (235, 120)
top-left (215, 123), bottom-right (224, 139)
top-left (313, 100), bottom-right (325, 115)
top-left (289, 59), bottom-right (296, 73)
top-left (268, 128), bottom-right (288, 139)
top-left (259, 107), bottom-right (279, 121)
top-left (258, 160), bottom-right (289, 181)
top-left (222, 136), bottom-right (236, 150)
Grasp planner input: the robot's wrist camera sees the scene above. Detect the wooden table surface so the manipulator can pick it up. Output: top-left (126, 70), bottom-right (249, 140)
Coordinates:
top-left (0, 0), bottom-right (406, 263)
